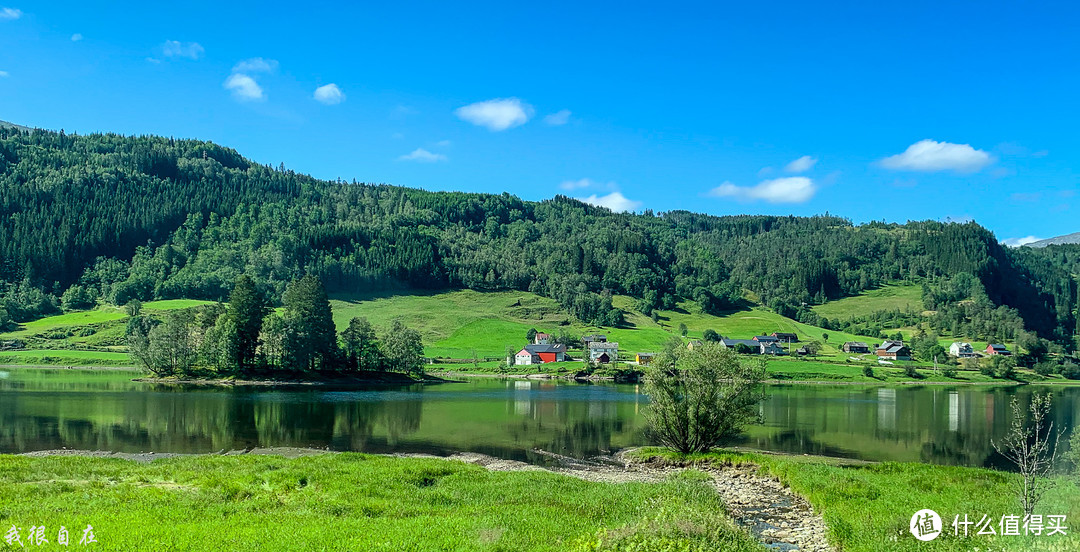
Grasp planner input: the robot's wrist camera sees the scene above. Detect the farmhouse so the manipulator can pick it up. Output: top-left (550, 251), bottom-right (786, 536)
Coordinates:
top-left (843, 341), bottom-right (870, 354)
top-left (986, 344), bottom-right (1012, 356)
top-left (771, 332), bottom-right (799, 343)
top-left (876, 340), bottom-right (911, 361)
top-left (720, 338), bottom-right (761, 354)
top-left (588, 341), bottom-right (619, 363)
top-left (753, 335), bottom-right (780, 343)
top-left (582, 334), bottom-right (607, 347)
top-left (686, 339), bottom-right (704, 350)
top-left (533, 332), bottom-right (550, 345)
top-left (514, 343), bottom-right (567, 365)
top-left (949, 342), bottom-right (976, 358)
top-left (514, 349), bottom-right (538, 365)
top-left (760, 342), bottom-right (786, 355)
top-left (635, 353), bottom-right (655, 365)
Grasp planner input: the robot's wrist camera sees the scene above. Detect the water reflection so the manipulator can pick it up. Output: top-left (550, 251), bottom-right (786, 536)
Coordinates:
top-left (1, 369), bottom-right (1078, 468)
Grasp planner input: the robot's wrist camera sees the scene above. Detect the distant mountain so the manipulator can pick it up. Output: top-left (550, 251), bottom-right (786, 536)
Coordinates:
top-left (0, 119), bottom-right (31, 132)
top-left (1026, 233), bottom-right (1080, 248)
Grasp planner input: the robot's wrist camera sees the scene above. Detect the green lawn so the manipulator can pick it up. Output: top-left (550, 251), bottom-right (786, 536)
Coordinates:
top-left (142, 299), bottom-right (216, 311)
top-left (0, 349), bottom-right (132, 365)
top-left (0, 453), bottom-right (762, 552)
top-left (811, 282), bottom-right (926, 320)
top-left (638, 449), bottom-right (1080, 552)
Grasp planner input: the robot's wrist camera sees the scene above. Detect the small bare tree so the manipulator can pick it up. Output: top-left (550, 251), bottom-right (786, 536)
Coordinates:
top-left (992, 393), bottom-right (1063, 516)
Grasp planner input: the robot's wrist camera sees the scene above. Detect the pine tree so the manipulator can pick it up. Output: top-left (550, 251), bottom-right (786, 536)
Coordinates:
top-left (281, 274), bottom-right (337, 371)
top-left (341, 316), bottom-right (378, 371)
top-left (226, 275), bottom-right (268, 373)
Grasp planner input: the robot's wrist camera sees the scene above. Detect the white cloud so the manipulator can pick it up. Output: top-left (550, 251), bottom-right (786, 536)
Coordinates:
top-left (0, 7), bottom-right (22, 20)
top-left (577, 191), bottom-right (643, 213)
top-left (708, 177), bottom-right (817, 203)
top-left (232, 58), bottom-right (278, 74)
top-left (398, 148), bottom-right (447, 163)
top-left (544, 109), bottom-right (571, 125)
top-left (435, 140), bottom-right (451, 147)
top-left (0, 70), bottom-right (8, 77)
top-left (1002, 236), bottom-right (1043, 247)
top-left (146, 57), bottom-right (161, 64)
top-left (559, 178), bottom-right (614, 191)
top-left (784, 155), bottom-right (817, 173)
top-left (162, 40), bottom-right (204, 60)
top-left (223, 73), bottom-right (264, 101)
top-left (455, 98), bottom-right (533, 131)
top-left (223, 59), bottom-right (276, 103)
top-left (879, 139), bottom-right (992, 172)
top-left (313, 83), bottom-right (345, 105)
top-left (70, 33), bottom-right (83, 42)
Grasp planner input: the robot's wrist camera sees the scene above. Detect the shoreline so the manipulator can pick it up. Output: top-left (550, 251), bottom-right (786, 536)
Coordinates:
top-left (6, 364), bottom-right (1079, 386)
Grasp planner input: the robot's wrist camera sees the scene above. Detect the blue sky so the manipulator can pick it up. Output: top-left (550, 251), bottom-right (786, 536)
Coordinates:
top-left (2, 1), bottom-right (1078, 244)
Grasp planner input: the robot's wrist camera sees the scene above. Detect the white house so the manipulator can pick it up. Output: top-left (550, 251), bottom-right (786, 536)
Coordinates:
top-left (949, 342), bottom-right (976, 358)
top-left (588, 341), bottom-right (619, 363)
top-left (515, 348), bottom-right (540, 365)
top-left (533, 332), bottom-right (550, 345)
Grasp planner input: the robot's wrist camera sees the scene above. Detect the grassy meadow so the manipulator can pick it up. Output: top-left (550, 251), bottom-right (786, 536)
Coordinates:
top-left (0, 453), bottom-right (762, 552)
top-left (811, 282), bottom-right (926, 320)
top-left (640, 448), bottom-right (1080, 552)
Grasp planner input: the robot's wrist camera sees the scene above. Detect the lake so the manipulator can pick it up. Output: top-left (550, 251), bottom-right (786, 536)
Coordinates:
top-left (1, 368), bottom-right (1078, 468)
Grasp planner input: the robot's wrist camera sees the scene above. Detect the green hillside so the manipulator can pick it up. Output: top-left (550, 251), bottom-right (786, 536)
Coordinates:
top-left (811, 282), bottom-right (925, 320)
top-left (2, 291), bottom-right (1064, 383)
top-left (2, 125), bottom-right (1076, 349)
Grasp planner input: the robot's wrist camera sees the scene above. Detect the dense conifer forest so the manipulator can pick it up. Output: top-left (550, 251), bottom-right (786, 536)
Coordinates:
top-left (1, 125), bottom-right (1077, 349)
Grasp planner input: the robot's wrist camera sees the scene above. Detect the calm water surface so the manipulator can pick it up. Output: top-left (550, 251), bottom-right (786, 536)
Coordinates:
top-left (1, 368), bottom-right (1078, 468)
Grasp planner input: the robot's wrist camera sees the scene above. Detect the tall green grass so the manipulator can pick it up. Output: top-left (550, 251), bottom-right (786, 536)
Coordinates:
top-left (640, 449), bottom-right (1080, 552)
top-left (0, 453), bottom-right (763, 552)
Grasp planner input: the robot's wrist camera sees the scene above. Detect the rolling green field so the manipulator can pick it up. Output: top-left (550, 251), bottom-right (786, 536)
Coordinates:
top-left (330, 290), bottom-right (673, 359)
top-left (0, 289), bottom-right (1049, 383)
top-left (811, 282), bottom-right (926, 320)
top-left (0, 453), bottom-right (761, 552)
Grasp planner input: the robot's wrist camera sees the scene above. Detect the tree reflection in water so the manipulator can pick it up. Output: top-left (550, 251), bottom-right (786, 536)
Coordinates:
top-left (2, 370), bottom-right (1078, 469)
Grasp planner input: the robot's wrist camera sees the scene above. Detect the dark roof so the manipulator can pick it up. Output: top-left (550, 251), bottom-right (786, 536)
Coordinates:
top-left (754, 335), bottom-right (780, 342)
top-left (877, 341), bottom-right (909, 354)
top-left (525, 344), bottom-right (566, 354)
top-left (721, 338), bottom-right (760, 348)
top-left (583, 334), bottom-right (607, 341)
top-left (772, 332), bottom-right (798, 339)
top-left (988, 344), bottom-right (1010, 351)
top-left (844, 341), bottom-right (870, 348)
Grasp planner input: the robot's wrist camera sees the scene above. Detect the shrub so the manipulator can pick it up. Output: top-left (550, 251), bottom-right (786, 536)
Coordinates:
top-left (904, 365), bottom-right (920, 378)
top-left (643, 343), bottom-right (766, 454)
top-left (1034, 361), bottom-right (1057, 376)
top-left (1061, 362), bottom-right (1080, 380)
top-left (862, 366), bottom-right (874, 378)
top-left (942, 367), bottom-right (957, 378)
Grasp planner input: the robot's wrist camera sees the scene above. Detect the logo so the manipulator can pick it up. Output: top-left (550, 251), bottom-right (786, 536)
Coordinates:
top-left (910, 509), bottom-right (942, 541)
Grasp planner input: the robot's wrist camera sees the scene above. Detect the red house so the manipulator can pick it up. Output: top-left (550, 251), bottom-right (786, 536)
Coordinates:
top-left (986, 344), bottom-right (1012, 356)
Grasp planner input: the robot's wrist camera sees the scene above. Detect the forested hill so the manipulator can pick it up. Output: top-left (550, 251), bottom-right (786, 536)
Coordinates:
top-left (0, 125), bottom-right (1077, 344)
